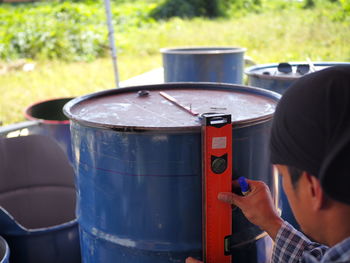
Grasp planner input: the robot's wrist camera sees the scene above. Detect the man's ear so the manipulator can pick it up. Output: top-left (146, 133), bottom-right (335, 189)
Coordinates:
top-left (305, 173), bottom-right (326, 210)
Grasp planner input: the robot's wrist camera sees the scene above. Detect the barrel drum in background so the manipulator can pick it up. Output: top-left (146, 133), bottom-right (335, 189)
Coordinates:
top-left (245, 62), bottom-right (350, 94)
top-left (0, 236), bottom-right (9, 263)
top-left (64, 83), bottom-right (280, 263)
top-left (24, 97), bottom-right (74, 163)
top-left (161, 47), bottom-right (246, 84)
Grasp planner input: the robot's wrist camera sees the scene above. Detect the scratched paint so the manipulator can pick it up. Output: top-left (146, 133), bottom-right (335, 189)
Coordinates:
top-left (67, 86), bottom-right (277, 130)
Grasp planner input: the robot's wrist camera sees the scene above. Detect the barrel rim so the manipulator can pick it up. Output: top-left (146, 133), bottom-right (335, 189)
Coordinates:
top-left (24, 218), bottom-right (78, 234)
top-left (160, 46), bottom-right (247, 55)
top-left (245, 61), bottom-right (350, 81)
top-left (0, 235), bottom-right (9, 263)
top-left (64, 83), bottom-right (280, 132)
top-left (0, 205), bottom-right (78, 234)
top-left (24, 97), bottom-right (74, 125)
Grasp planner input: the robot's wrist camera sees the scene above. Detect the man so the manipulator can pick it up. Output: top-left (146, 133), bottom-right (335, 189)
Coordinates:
top-left (187, 65), bottom-right (350, 263)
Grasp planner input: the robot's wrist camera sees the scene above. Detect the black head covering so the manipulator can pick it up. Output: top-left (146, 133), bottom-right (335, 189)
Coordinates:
top-left (270, 65), bottom-right (350, 204)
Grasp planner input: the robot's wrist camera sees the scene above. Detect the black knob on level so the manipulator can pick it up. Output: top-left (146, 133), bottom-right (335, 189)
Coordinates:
top-left (211, 157), bottom-right (227, 174)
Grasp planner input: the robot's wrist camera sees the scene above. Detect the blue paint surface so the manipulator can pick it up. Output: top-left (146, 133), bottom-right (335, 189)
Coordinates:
top-left (248, 76), bottom-right (293, 95)
top-left (162, 47), bottom-right (246, 84)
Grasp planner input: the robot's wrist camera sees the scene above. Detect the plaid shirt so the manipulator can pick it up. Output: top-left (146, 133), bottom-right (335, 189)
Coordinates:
top-left (271, 221), bottom-right (350, 263)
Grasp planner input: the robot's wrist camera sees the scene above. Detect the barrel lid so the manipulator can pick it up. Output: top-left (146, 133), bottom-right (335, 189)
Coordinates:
top-left (160, 46), bottom-right (247, 55)
top-left (64, 83), bottom-right (280, 131)
top-left (245, 62), bottom-right (350, 81)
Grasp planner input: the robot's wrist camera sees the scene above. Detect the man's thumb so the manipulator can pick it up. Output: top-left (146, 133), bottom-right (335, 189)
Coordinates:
top-left (218, 192), bottom-right (242, 205)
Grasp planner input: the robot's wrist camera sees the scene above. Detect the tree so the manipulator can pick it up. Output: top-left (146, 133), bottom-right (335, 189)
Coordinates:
top-left (150, 0), bottom-right (227, 19)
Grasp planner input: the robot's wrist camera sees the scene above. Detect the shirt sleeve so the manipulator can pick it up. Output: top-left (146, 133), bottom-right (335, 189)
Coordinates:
top-left (271, 221), bottom-right (329, 263)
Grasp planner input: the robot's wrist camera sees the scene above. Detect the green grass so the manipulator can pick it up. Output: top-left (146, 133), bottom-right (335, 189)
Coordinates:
top-left (0, 54), bottom-right (161, 124)
top-left (1, 4), bottom-right (350, 125)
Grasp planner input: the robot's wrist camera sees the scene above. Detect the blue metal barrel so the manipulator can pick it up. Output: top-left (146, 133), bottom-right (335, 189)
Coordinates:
top-left (245, 62), bottom-right (350, 94)
top-left (24, 97), bottom-right (74, 163)
top-left (64, 83), bottom-right (280, 263)
top-left (0, 236), bottom-right (9, 263)
top-left (161, 47), bottom-right (246, 84)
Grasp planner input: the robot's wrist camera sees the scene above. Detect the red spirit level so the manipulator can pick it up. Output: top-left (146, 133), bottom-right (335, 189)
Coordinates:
top-left (201, 113), bottom-right (232, 263)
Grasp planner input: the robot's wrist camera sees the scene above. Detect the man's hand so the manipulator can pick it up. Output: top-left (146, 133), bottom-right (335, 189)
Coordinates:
top-left (185, 180), bottom-right (283, 262)
top-left (218, 179), bottom-right (283, 240)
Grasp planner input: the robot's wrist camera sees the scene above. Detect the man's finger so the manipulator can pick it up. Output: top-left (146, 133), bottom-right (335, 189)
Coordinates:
top-left (217, 192), bottom-right (243, 206)
top-left (185, 257), bottom-right (203, 263)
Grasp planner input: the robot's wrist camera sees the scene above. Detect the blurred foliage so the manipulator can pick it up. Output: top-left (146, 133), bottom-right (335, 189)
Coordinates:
top-left (333, 0), bottom-right (350, 21)
top-left (149, 0), bottom-right (349, 19)
top-left (150, 0), bottom-right (229, 18)
top-left (0, 1), bottom-right (156, 61)
top-left (0, 0), bottom-right (348, 61)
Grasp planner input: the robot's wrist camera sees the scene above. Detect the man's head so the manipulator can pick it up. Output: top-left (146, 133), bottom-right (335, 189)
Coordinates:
top-left (275, 165), bottom-right (326, 239)
top-left (270, 65), bottom-right (350, 243)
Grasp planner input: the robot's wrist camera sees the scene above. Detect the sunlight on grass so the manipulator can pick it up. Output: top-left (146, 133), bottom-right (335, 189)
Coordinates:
top-left (0, 54), bottom-right (161, 124)
top-left (1, 6), bottom-right (349, 125)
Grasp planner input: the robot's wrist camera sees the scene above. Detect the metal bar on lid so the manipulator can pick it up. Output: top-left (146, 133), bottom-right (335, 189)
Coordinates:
top-left (159, 91), bottom-right (199, 116)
